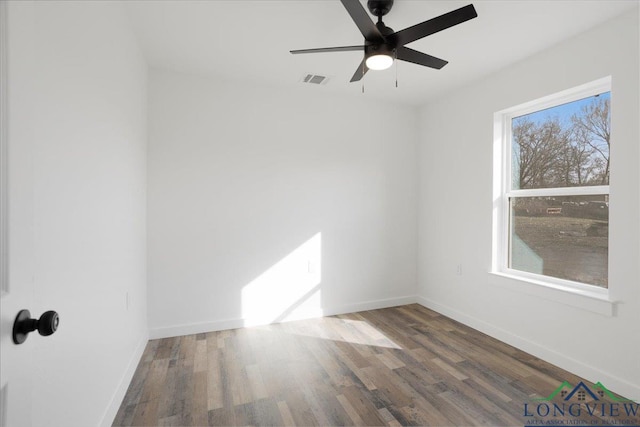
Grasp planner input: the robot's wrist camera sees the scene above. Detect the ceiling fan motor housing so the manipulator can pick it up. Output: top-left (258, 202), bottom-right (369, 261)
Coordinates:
top-left (367, 0), bottom-right (394, 17)
top-left (365, 43), bottom-right (395, 59)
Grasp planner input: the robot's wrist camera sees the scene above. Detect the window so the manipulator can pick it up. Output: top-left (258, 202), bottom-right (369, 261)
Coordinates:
top-left (493, 77), bottom-right (611, 292)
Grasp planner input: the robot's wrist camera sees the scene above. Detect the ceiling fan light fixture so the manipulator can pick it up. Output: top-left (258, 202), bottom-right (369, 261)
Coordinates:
top-left (366, 54), bottom-right (394, 70)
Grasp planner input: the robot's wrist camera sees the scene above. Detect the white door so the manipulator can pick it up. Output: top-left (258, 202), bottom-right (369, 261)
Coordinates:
top-left (1, 2), bottom-right (40, 426)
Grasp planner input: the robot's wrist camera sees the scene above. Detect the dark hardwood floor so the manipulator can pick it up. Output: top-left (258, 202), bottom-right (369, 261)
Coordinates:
top-left (113, 304), bottom-right (638, 426)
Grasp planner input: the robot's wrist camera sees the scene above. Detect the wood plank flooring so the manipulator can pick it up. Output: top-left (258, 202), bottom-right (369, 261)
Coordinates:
top-left (113, 304), bottom-right (638, 426)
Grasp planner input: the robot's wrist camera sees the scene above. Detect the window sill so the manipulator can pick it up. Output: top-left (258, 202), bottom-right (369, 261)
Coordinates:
top-left (488, 271), bottom-right (616, 316)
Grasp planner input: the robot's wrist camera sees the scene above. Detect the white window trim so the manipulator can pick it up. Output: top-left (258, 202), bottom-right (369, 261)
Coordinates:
top-left (491, 77), bottom-right (616, 315)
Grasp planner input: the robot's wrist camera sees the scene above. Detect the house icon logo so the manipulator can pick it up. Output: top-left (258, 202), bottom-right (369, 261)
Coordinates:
top-left (533, 381), bottom-right (635, 403)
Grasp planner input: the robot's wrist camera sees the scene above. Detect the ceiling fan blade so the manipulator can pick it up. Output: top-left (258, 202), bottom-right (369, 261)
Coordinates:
top-left (396, 46), bottom-right (448, 69)
top-left (390, 4), bottom-right (477, 46)
top-left (340, 0), bottom-right (384, 42)
top-left (350, 58), bottom-right (369, 82)
top-left (290, 45), bottom-right (365, 55)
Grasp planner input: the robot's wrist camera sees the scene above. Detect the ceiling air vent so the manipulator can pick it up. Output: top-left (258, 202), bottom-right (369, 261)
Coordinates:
top-left (300, 73), bottom-right (330, 85)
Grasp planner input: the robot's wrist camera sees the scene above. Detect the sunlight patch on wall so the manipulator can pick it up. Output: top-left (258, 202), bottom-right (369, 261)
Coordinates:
top-left (241, 233), bottom-right (322, 327)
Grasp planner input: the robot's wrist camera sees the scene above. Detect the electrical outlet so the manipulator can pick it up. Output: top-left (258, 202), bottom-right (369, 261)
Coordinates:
top-left (456, 264), bottom-right (462, 276)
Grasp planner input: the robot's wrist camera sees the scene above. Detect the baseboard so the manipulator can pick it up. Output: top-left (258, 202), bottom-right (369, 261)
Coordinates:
top-left (322, 295), bottom-right (417, 318)
top-left (149, 317), bottom-right (246, 339)
top-left (99, 333), bottom-right (149, 427)
top-left (416, 295), bottom-right (640, 400)
top-left (149, 295), bottom-right (417, 339)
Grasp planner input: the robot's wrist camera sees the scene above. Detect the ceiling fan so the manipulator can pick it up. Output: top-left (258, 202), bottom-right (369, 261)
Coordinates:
top-left (290, 0), bottom-right (478, 82)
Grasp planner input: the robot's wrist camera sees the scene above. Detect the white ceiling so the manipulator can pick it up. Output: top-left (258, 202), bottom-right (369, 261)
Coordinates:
top-left (125, 0), bottom-right (637, 106)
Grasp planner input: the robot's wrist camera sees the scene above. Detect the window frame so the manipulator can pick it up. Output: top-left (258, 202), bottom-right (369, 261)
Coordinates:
top-left (492, 77), bottom-right (612, 298)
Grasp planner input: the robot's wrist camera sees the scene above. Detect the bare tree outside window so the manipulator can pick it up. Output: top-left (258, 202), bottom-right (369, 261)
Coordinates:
top-left (512, 95), bottom-right (610, 189)
top-left (571, 97), bottom-right (610, 185)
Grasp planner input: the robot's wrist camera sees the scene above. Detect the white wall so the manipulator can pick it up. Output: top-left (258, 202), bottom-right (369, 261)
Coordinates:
top-left (417, 10), bottom-right (640, 398)
top-left (148, 69), bottom-right (418, 337)
top-left (8, 2), bottom-right (148, 426)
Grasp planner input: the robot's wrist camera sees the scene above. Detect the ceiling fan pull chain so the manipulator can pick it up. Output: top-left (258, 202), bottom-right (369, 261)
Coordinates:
top-left (395, 49), bottom-right (398, 88)
top-left (362, 60), bottom-right (365, 93)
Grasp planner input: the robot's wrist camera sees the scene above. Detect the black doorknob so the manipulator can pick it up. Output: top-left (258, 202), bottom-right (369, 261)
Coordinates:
top-left (12, 309), bottom-right (60, 345)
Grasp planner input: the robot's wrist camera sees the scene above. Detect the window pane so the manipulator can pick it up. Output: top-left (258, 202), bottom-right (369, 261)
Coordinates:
top-left (509, 195), bottom-right (608, 287)
top-left (511, 92), bottom-right (610, 190)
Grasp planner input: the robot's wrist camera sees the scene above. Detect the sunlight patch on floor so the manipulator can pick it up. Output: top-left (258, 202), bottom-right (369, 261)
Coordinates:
top-left (280, 316), bottom-right (402, 349)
